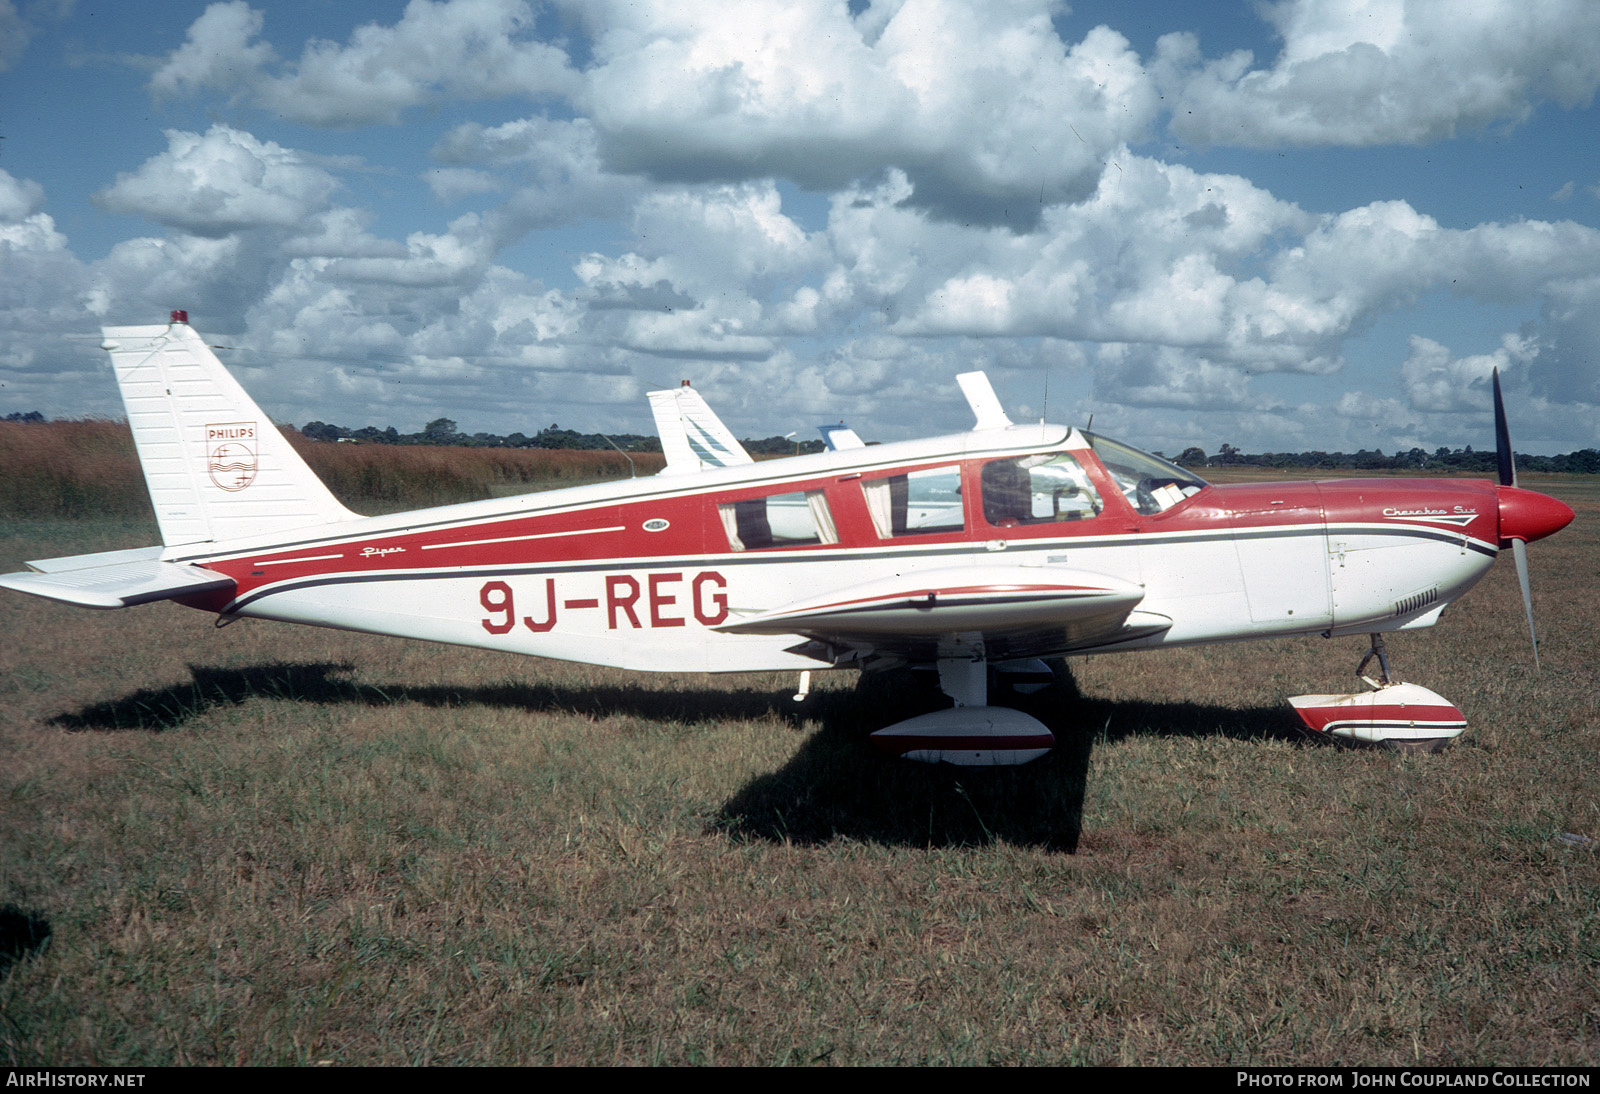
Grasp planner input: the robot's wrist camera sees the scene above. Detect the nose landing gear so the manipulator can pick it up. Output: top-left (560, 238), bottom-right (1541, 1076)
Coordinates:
top-left (1288, 633), bottom-right (1467, 753)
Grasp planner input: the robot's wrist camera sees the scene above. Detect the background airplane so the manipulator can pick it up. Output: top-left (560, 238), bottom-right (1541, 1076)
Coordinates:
top-left (0, 313), bottom-right (1573, 763)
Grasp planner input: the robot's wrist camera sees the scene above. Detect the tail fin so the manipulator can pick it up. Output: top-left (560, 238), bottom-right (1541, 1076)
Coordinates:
top-left (101, 316), bottom-right (358, 546)
top-left (646, 382), bottom-right (754, 476)
top-left (818, 423), bottom-right (866, 450)
top-left (956, 372), bottom-right (1014, 431)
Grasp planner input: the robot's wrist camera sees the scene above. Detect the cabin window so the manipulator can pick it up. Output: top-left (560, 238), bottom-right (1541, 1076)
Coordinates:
top-left (719, 490), bottom-right (838, 551)
top-left (979, 454), bottom-right (1103, 526)
top-left (861, 466), bottom-right (964, 538)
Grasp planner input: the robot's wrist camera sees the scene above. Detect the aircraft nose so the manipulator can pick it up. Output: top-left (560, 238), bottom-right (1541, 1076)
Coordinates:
top-left (1497, 485), bottom-right (1574, 546)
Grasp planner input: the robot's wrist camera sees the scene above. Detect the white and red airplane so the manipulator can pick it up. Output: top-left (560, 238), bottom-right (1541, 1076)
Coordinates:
top-left (0, 313), bottom-right (1574, 762)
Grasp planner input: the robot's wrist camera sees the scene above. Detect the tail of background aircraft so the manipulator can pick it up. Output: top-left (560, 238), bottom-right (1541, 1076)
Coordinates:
top-left (101, 313), bottom-right (358, 546)
top-left (647, 382), bottom-right (755, 476)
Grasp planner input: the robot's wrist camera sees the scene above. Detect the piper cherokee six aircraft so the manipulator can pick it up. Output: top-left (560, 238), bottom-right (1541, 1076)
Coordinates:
top-left (0, 313), bottom-right (1575, 763)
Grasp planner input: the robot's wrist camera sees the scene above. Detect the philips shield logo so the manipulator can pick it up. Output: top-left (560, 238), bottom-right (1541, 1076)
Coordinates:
top-left (206, 421), bottom-right (258, 491)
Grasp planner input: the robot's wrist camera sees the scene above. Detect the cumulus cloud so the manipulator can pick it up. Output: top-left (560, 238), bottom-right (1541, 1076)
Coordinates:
top-left (0, 0), bottom-right (33, 71)
top-left (321, 214), bottom-right (497, 288)
top-left (151, 0), bottom-right (1155, 226)
top-left (88, 233), bottom-right (260, 326)
top-left (19, 0), bottom-right (1600, 448)
top-left (1400, 333), bottom-right (1537, 412)
top-left (1092, 344), bottom-right (1254, 410)
top-left (148, 0), bottom-right (275, 100)
top-left (94, 126), bottom-right (341, 238)
top-left (0, 169), bottom-right (45, 222)
top-left (425, 167), bottom-right (506, 202)
top-left (0, 170), bottom-right (107, 416)
top-left (888, 154), bottom-right (1322, 360)
top-left (572, 0), bottom-right (1160, 227)
top-left (628, 182), bottom-right (816, 285)
top-left (1161, 0), bottom-right (1600, 147)
top-left (1525, 279), bottom-right (1600, 406)
top-left (0, 197), bottom-right (87, 326)
top-left (431, 117), bottom-right (644, 238)
top-left (230, 255), bottom-right (639, 433)
top-left (150, 0), bottom-right (579, 126)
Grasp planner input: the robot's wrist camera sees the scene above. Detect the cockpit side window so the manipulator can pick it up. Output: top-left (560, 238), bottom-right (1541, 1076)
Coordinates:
top-left (1083, 433), bottom-right (1207, 516)
top-left (980, 454), bottom-right (1103, 526)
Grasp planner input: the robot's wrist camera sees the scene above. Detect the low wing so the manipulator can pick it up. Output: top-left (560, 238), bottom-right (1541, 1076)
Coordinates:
top-left (714, 564), bottom-right (1169, 661)
top-left (0, 546), bottom-right (234, 609)
top-left (647, 384), bottom-right (754, 475)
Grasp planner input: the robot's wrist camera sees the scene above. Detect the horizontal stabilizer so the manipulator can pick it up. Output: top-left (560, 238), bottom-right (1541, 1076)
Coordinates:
top-left (0, 555), bottom-right (234, 609)
top-left (23, 544), bottom-right (165, 573)
top-left (647, 383), bottom-right (754, 475)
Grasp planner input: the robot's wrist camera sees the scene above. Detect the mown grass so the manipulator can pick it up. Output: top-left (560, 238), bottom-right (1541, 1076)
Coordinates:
top-left (0, 484), bottom-right (1596, 1065)
top-left (0, 420), bottom-right (666, 519)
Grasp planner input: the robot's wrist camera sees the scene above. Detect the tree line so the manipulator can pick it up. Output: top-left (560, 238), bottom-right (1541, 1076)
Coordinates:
top-left (1164, 443), bottom-right (1600, 475)
top-left (298, 416), bottom-right (827, 456)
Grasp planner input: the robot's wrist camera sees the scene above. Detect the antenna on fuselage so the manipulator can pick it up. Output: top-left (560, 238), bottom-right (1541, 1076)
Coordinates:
top-left (598, 432), bottom-right (637, 478)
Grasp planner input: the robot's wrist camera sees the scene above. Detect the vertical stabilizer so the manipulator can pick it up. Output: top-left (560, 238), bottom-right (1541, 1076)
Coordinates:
top-left (101, 318), bottom-right (358, 546)
top-left (818, 423), bottom-right (866, 450)
top-left (956, 372), bottom-right (1014, 431)
top-left (647, 383), bottom-right (754, 475)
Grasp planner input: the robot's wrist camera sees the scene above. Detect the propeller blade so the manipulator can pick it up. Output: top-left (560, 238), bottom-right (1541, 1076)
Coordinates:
top-left (1512, 538), bottom-right (1539, 671)
top-left (1492, 367), bottom-right (1516, 488)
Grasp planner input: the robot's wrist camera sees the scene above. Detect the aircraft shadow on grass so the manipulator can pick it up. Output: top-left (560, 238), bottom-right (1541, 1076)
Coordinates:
top-left (716, 671), bottom-right (1302, 853)
top-left (49, 660), bottom-right (1303, 853)
top-left (0, 904), bottom-right (51, 977)
top-left (47, 660), bottom-right (799, 733)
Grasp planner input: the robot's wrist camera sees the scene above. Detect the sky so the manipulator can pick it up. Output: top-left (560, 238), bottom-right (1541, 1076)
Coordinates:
top-left (2, 0), bottom-right (1598, 456)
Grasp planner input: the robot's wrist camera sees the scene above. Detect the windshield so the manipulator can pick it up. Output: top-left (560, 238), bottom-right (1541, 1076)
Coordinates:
top-left (1083, 432), bottom-right (1208, 515)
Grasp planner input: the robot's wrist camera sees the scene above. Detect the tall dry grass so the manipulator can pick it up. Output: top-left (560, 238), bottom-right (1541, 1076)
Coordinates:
top-left (0, 420), bottom-right (667, 519)
top-left (285, 434), bottom-right (665, 510)
top-left (0, 420), bottom-right (150, 519)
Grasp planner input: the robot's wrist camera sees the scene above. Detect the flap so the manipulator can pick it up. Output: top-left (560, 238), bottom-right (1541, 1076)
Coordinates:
top-left (715, 564), bottom-right (1144, 638)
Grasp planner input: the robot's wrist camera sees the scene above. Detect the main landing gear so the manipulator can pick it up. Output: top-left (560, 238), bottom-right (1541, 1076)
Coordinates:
top-left (1289, 633), bottom-right (1467, 753)
top-left (867, 633), bottom-right (1056, 766)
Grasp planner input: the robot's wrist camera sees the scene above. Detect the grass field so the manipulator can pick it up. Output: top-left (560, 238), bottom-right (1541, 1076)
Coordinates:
top-left (1, 476), bottom-right (1596, 1065)
top-left (0, 420), bottom-right (665, 519)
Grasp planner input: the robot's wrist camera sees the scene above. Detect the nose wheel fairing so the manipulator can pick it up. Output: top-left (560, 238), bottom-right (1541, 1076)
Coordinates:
top-left (1288, 683), bottom-right (1467, 752)
top-left (1289, 633), bottom-right (1468, 752)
